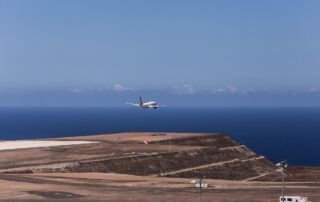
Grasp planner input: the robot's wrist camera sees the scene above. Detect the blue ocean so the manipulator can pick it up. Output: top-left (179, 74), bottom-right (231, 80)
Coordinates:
top-left (0, 107), bottom-right (319, 166)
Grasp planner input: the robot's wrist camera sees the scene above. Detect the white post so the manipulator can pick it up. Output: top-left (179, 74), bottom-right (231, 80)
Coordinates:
top-left (282, 170), bottom-right (284, 201)
top-left (277, 160), bottom-right (287, 202)
top-left (198, 178), bottom-right (202, 202)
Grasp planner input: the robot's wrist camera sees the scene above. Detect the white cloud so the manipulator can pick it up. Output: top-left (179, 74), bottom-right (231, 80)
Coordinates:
top-left (182, 84), bottom-right (195, 94)
top-left (69, 88), bottom-right (84, 94)
top-left (226, 85), bottom-right (239, 94)
top-left (69, 84), bottom-right (132, 94)
top-left (246, 88), bottom-right (256, 93)
top-left (171, 84), bottom-right (195, 94)
top-left (217, 88), bottom-right (227, 93)
top-left (212, 85), bottom-right (240, 94)
top-left (111, 83), bottom-right (131, 92)
top-left (69, 88), bottom-right (100, 95)
top-left (307, 88), bottom-right (319, 93)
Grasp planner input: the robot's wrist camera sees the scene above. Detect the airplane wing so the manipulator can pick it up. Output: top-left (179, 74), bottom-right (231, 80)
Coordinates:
top-left (126, 102), bottom-right (139, 107)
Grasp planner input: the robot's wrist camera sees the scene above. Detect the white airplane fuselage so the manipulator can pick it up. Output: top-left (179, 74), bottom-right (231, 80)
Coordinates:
top-left (140, 101), bottom-right (158, 109)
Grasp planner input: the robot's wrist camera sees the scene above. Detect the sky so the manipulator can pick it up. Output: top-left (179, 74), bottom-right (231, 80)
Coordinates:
top-left (1, 0), bottom-right (320, 107)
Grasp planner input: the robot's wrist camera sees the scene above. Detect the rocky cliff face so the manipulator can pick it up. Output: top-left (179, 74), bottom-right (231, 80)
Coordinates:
top-left (56, 134), bottom-right (283, 181)
top-left (0, 133), bottom-right (291, 181)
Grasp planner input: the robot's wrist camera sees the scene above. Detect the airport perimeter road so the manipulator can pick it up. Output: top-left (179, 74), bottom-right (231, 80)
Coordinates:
top-left (0, 173), bottom-right (319, 202)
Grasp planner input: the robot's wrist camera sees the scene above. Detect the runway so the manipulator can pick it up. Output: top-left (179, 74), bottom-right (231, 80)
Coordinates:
top-left (0, 140), bottom-right (97, 151)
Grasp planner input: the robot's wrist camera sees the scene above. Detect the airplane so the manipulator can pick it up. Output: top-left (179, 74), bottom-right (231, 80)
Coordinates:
top-left (127, 96), bottom-right (163, 109)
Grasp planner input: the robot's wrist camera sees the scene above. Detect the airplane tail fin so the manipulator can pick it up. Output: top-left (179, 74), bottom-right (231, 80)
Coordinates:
top-left (139, 96), bottom-right (143, 105)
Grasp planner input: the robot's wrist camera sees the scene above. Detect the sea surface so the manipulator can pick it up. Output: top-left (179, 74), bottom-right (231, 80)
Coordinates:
top-left (0, 107), bottom-right (319, 166)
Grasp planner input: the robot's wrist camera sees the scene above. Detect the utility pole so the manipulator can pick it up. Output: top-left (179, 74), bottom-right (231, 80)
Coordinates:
top-left (191, 172), bottom-right (206, 202)
top-left (282, 171), bottom-right (285, 201)
top-left (197, 173), bottom-right (204, 202)
top-left (276, 160), bottom-right (288, 202)
top-left (198, 175), bottom-right (202, 202)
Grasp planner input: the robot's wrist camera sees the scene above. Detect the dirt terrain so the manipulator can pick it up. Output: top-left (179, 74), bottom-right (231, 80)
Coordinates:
top-left (0, 132), bottom-right (319, 201)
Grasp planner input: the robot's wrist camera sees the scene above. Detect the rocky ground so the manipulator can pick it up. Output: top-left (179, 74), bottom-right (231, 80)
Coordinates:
top-left (0, 132), bottom-right (319, 201)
